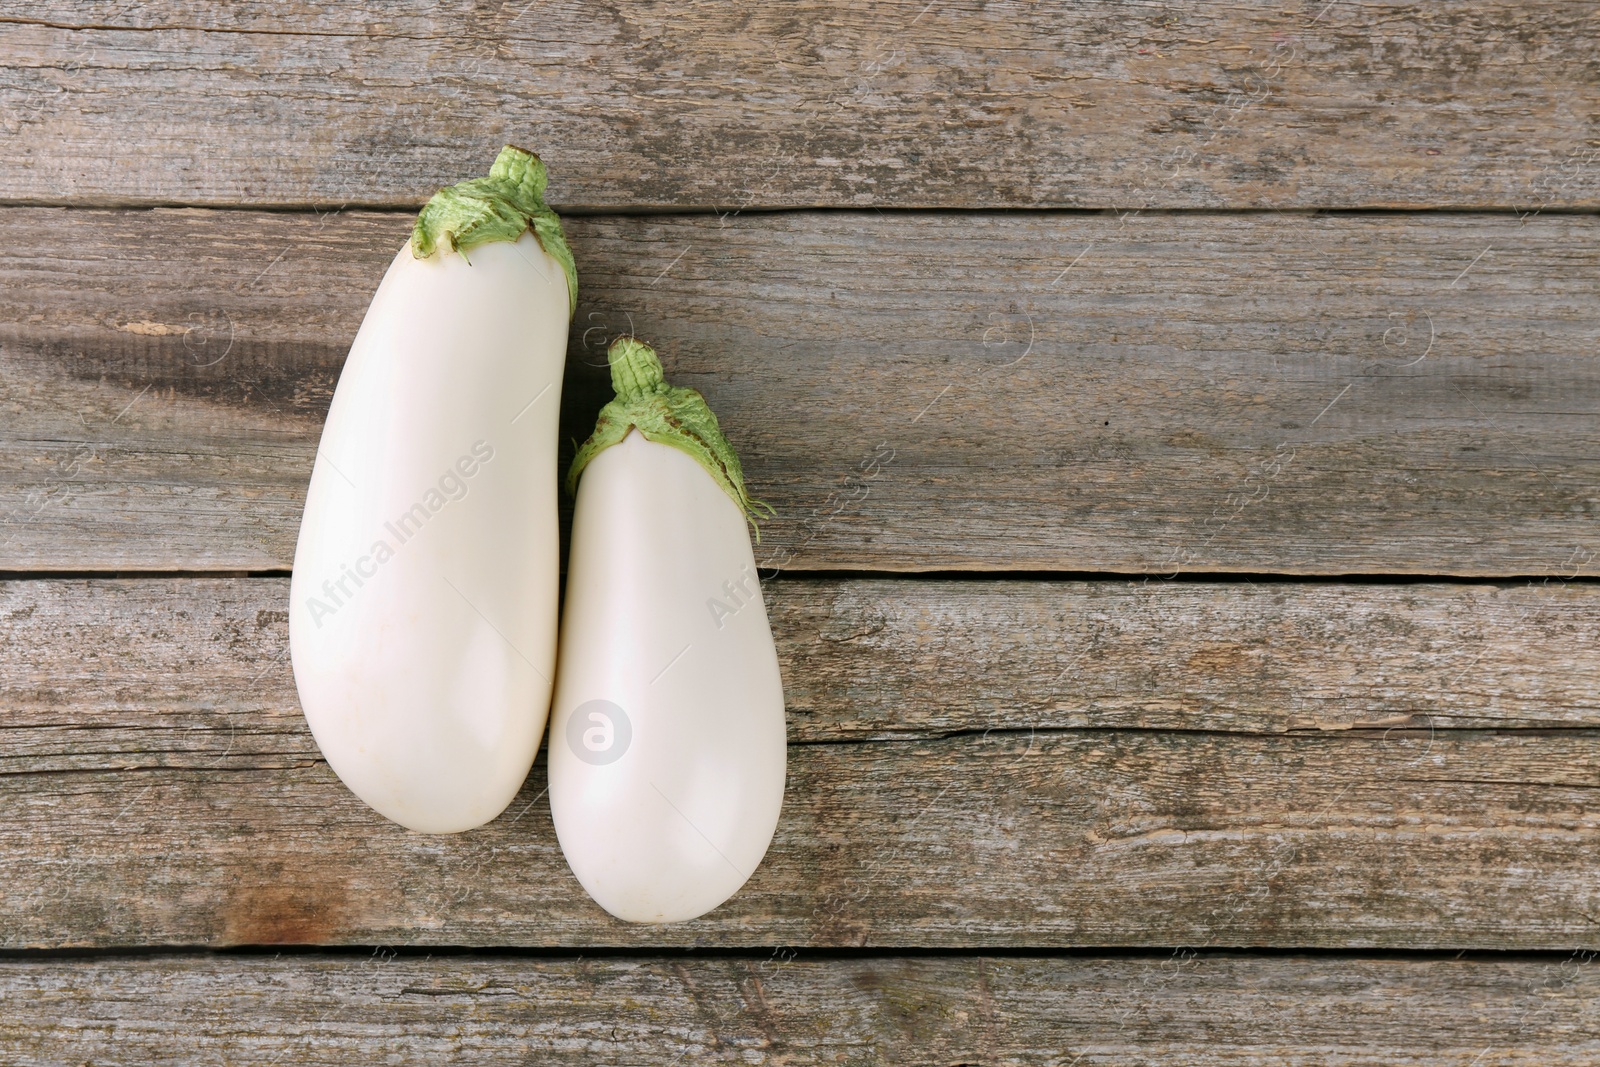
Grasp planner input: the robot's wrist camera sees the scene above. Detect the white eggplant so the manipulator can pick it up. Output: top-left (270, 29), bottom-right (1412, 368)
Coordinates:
top-left (289, 147), bottom-right (577, 833)
top-left (552, 338), bottom-right (786, 923)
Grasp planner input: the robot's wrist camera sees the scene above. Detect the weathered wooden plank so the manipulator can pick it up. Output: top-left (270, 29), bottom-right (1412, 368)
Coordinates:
top-left (4, 953), bottom-right (1599, 1065)
top-left (6, 576), bottom-right (1599, 770)
top-left (2, 3), bottom-right (1597, 209)
top-left (29, 729), bottom-right (1600, 950)
top-left (5, 577), bottom-right (1600, 950)
top-left (3, 207), bottom-right (1598, 574)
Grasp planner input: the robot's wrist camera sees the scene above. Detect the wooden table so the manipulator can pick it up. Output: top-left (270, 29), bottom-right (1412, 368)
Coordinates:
top-left (3, 2), bottom-right (1599, 1062)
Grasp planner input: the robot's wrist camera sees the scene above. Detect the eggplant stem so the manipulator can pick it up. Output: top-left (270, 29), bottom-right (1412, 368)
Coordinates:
top-left (567, 337), bottom-right (770, 535)
top-left (410, 145), bottom-right (578, 319)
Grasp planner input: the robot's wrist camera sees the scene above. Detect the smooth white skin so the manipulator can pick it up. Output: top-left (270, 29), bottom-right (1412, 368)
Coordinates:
top-left (551, 432), bottom-right (787, 923)
top-left (289, 232), bottom-right (568, 833)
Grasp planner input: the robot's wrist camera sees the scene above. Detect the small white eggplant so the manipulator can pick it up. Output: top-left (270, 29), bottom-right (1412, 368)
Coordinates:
top-left (289, 147), bottom-right (577, 833)
top-left (551, 338), bottom-right (786, 923)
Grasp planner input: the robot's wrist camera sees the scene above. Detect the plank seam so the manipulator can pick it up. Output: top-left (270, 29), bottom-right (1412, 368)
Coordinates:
top-left (6, 571), bottom-right (1600, 586)
top-left (1, 945), bottom-right (1597, 962)
top-left (2, 200), bottom-right (1598, 217)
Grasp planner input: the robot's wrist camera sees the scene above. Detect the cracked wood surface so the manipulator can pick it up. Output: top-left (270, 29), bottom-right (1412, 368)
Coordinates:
top-left (3, 578), bottom-right (1599, 950)
top-left (3, 207), bottom-right (1597, 575)
top-left (2, 953), bottom-right (1598, 1065)
top-left (1, 2), bottom-right (1597, 210)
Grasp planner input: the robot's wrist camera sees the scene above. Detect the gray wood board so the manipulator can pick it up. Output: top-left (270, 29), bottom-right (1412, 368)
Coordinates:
top-left (7, 576), bottom-right (1599, 756)
top-left (4, 577), bottom-right (1600, 950)
top-left (2, 3), bottom-right (1598, 209)
top-left (2, 207), bottom-right (1597, 575)
top-left (3, 953), bottom-right (1599, 1065)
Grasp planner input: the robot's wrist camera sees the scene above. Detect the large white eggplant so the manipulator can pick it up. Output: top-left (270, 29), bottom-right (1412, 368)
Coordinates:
top-left (552, 338), bottom-right (786, 923)
top-left (289, 147), bottom-right (577, 833)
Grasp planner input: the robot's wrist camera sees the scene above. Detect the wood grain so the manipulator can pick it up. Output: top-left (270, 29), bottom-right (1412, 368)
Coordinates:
top-left (5, 577), bottom-right (1600, 950)
top-left (2, 3), bottom-right (1597, 210)
top-left (7, 575), bottom-right (1599, 767)
top-left (4, 953), bottom-right (1599, 1065)
top-left (3, 207), bottom-right (1598, 574)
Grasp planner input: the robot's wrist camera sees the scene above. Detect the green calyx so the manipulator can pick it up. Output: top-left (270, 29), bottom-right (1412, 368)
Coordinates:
top-left (567, 338), bottom-right (772, 533)
top-left (410, 145), bottom-right (578, 319)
